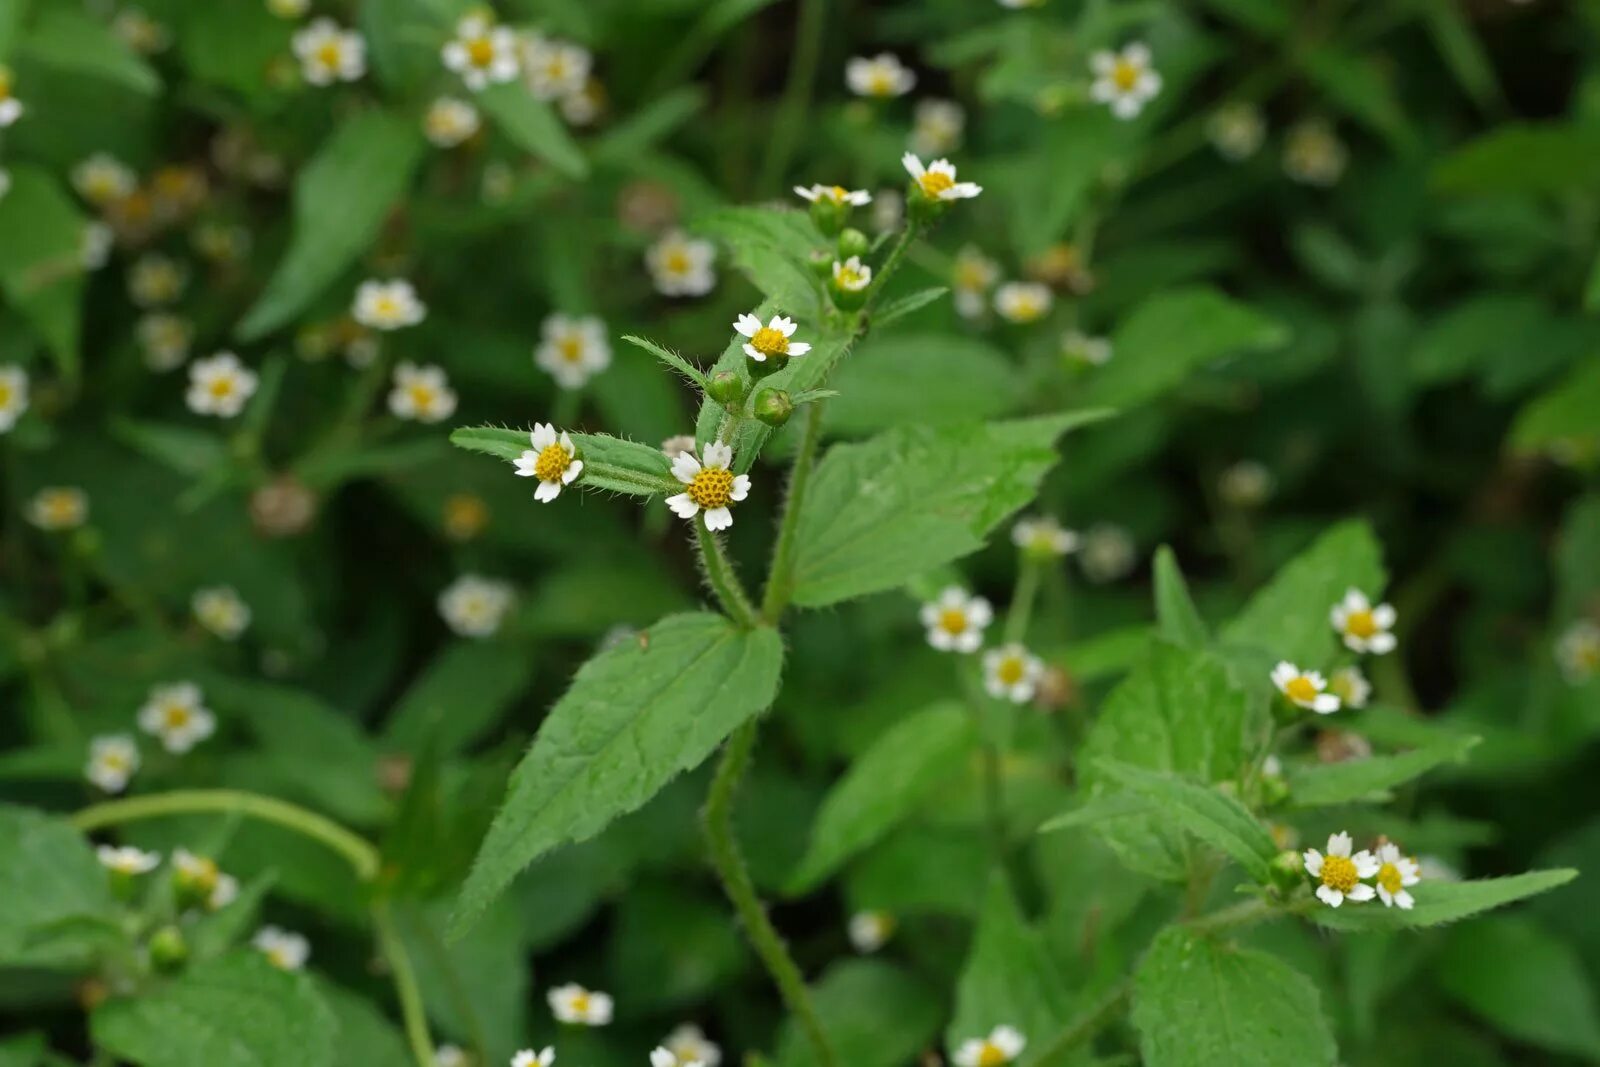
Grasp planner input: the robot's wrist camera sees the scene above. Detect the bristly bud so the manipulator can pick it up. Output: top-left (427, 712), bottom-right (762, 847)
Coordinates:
top-left (746, 348), bottom-right (788, 379)
top-left (809, 196), bottom-right (848, 236)
top-left (706, 369), bottom-right (747, 408)
top-left (808, 248), bottom-right (834, 278)
top-left (753, 388), bottom-right (794, 427)
top-left (1269, 850), bottom-right (1304, 895)
top-left (148, 925), bottom-right (189, 973)
top-left (836, 227), bottom-right (869, 260)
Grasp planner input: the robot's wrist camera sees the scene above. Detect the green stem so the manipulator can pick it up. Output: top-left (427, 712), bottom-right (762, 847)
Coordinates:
top-left (1003, 556), bottom-right (1042, 645)
top-left (695, 520), bottom-right (759, 628)
top-left (372, 900), bottom-right (437, 1067)
top-left (863, 221), bottom-right (921, 317)
top-left (760, 401), bottom-right (824, 622)
top-left (702, 721), bottom-right (837, 1067)
top-left (757, 0), bottom-right (828, 192)
top-left (1029, 979), bottom-right (1130, 1063)
top-left (1183, 895), bottom-right (1302, 935)
top-left (957, 669), bottom-right (1008, 864)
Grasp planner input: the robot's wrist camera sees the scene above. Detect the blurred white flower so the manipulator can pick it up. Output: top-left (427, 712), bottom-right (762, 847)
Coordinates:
top-left (1283, 119), bottom-right (1347, 186)
top-left (139, 682), bottom-right (217, 754)
top-left (831, 255), bottom-right (872, 293)
top-left (846, 53), bottom-right (914, 98)
top-left (548, 982), bottom-right (613, 1026)
top-left (353, 279), bottom-right (426, 331)
top-left (0, 64), bottom-right (23, 127)
top-left (253, 926), bottom-right (310, 970)
top-left (1012, 515), bottom-right (1079, 558)
top-left (1062, 329), bottom-right (1112, 366)
top-left (984, 643), bottom-right (1044, 703)
top-left (1089, 43), bottom-right (1162, 120)
top-left (98, 844), bottom-right (161, 875)
top-left (646, 231), bottom-right (717, 297)
top-left (660, 435), bottom-right (697, 460)
top-left (186, 352), bottom-right (258, 418)
top-left (954, 1026), bottom-right (1026, 1067)
top-left (1330, 589), bottom-right (1397, 655)
top-left (1271, 662), bottom-right (1340, 715)
top-left (1329, 666), bottom-right (1372, 709)
top-left (1556, 620), bottom-right (1600, 684)
top-left (1304, 831), bottom-right (1378, 908)
top-left (113, 8), bottom-right (170, 54)
top-left (438, 575), bottom-right (515, 638)
top-left (848, 910), bottom-right (894, 953)
top-left (920, 587), bottom-right (992, 653)
top-left (794, 183), bottom-right (872, 207)
top-left (1078, 523), bottom-right (1135, 583)
top-left (389, 362), bottom-right (459, 423)
top-left (993, 281), bottom-right (1052, 324)
top-left (1217, 459), bottom-right (1273, 508)
top-left (658, 1024), bottom-right (720, 1067)
top-left (425, 97), bottom-right (482, 147)
top-left (267, 0), bottom-right (310, 17)
top-left (193, 585), bottom-right (251, 640)
top-left (293, 19), bottom-right (366, 85)
top-left (443, 16), bottom-right (519, 91)
top-left (535, 314), bottom-right (612, 389)
top-left (128, 253), bottom-right (188, 307)
top-left (666, 440), bottom-right (750, 532)
top-left (433, 1046), bottom-right (468, 1067)
top-left (910, 98), bottom-right (964, 156)
top-left (26, 487), bottom-right (89, 532)
top-left (1207, 102), bottom-right (1266, 161)
top-left (523, 37), bottom-right (591, 101)
top-left (72, 153), bottom-right (138, 207)
top-left (515, 423), bottom-right (584, 503)
top-left (511, 1050), bottom-right (554, 1067)
top-left (951, 246), bottom-right (999, 319)
top-left (136, 312), bottom-right (194, 371)
top-left (173, 849), bottom-right (237, 910)
top-left (86, 735), bottom-right (140, 793)
top-left (81, 222), bottom-right (115, 271)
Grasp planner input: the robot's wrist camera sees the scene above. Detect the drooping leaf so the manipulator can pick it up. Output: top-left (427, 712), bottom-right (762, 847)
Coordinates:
top-left (1093, 760), bottom-right (1278, 883)
top-left (1288, 736), bottom-right (1480, 807)
top-left (1311, 869), bottom-right (1578, 932)
top-left (694, 205), bottom-right (823, 319)
top-left (478, 84), bottom-right (588, 179)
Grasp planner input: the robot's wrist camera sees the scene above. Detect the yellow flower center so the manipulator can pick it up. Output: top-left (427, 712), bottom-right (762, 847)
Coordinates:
top-left (835, 265), bottom-right (865, 289)
top-left (569, 991), bottom-right (591, 1015)
top-left (1579, 643), bottom-right (1600, 670)
top-left (825, 185), bottom-right (849, 203)
top-left (101, 751), bottom-right (130, 772)
top-left (996, 656), bottom-right (1025, 685)
top-left (444, 494), bottom-right (489, 539)
top-left (163, 704), bottom-right (192, 729)
top-left (867, 71), bottom-right (895, 95)
top-left (209, 377), bottom-right (235, 399)
top-left (1284, 675), bottom-right (1318, 703)
top-left (1009, 297), bottom-right (1043, 321)
top-left (467, 37), bottom-right (495, 67)
top-left (408, 383), bottom-right (437, 410)
top-left (0, 68), bottom-right (11, 100)
top-left (1343, 609), bottom-right (1377, 639)
top-left (267, 947), bottom-right (293, 968)
top-left (687, 466), bottom-right (735, 509)
top-left (664, 249), bottom-right (690, 273)
top-left (1377, 862), bottom-right (1404, 896)
top-left (0, 383), bottom-right (11, 407)
top-left (182, 857), bottom-right (218, 891)
top-left (544, 57), bottom-right (567, 80)
top-left (1319, 854), bottom-right (1359, 894)
top-left (750, 326), bottom-right (789, 357)
top-left (976, 1043), bottom-right (1009, 1067)
top-left (1111, 59), bottom-right (1141, 91)
top-left (316, 40), bottom-right (344, 68)
top-left (939, 608), bottom-right (968, 635)
top-left (373, 295), bottom-right (399, 318)
top-left (917, 171), bottom-right (954, 198)
top-left (557, 336), bottom-right (584, 362)
top-left (533, 443), bottom-right (572, 482)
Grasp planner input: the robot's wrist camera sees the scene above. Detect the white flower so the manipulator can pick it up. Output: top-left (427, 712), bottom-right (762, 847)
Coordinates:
top-left (425, 97), bottom-right (482, 147)
top-left (293, 19), bottom-right (366, 85)
top-left (994, 282), bottom-right (1052, 324)
top-left (442, 16), bottom-right (519, 91)
top-left (910, 98), bottom-right (964, 156)
top-left (434, 1046), bottom-right (468, 1067)
top-left (173, 849), bottom-right (237, 910)
top-left (1090, 43), bottom-right (1162, 120)
top-left (1284, 119), bottom-right (1347, 187)
top-left (954, 1025), bottom-right (1026, 1067)
top-left (81, 222), bottom-right (115, 271)
top-left (1330, 589), bottom-right (1397, 655)
top-left (186, 352), bottom-right (258, 418)
top-left (72, 153), bottom-right (138, 207)
top-left (86, 735), bottom-right (140, 793)
top-left (902, 153), bottom-right (982, 201)
top-left (138, 682), bottom-right (217, 754)
top-left (733, 313), bottom-right (811, 364)
top-left (647, 231), bottom-right (717, 297)
top-left (353, 279), bottom-right (426, 331)
top-left (1329, 666), bottom-right (1372, 709)
top-left (523, 37), bottom-right (591, 101)
top-left (832, 256), bottom-right (872, 293)
top-left (515, 423), bottom-right (584, 503)
top-left (920, 587), bottom-right (993, 653)
top-left (98, 844), bottom-right (161, 875)
top-left (846, 53), bottom-right (915, 98)
top-left (660, 435), bottom-right (697, 460)
top-left (1303, 831), bottom-right (1379, 907)
top-left (26, 486), bottom-right (89, 532)
top-left (983, 644), bottom-right (1044, 703)
top-left (952, 246), bottom-right (999, 319)
top-left (1372, 842), bottom-right (1420, 909)
top-left (848, 911), bottom-right (894, 953)
top-left (651, 1052), bottom-right (691, 1067)
top-left (137, 312), bottom-right (194, 371)
top-left (1062, 329), bottom-right (1112, 365)
top-left (0, 64), bottom-right (22, 127)
top-left (1558, 620), bottom-right (1600, 683)
top-left (438, 575), bottom-right (515, 638)
top-left (389, 362), bottom-right (459, 423)
top-left (1078, 523), bottom-right (1135, 584)
top-left (548, 983), bottom-right (613, 1026)
top-left (666, 440), bottom-right (750, 532)
top-left (1208, 102), bottom-right (1266, 161)
top-left (658, 1024), bottom-right (721, 1067)
top-left (1012, 515), bottom-right (1078, 558)
top-left (267, 0), bottom-right (310, 17)
top-left (559, 80), bottom-right (603, 126)
top-left (193, 585), bottom-right (251, 640)
top-left (1217, 460), bottom-right (1273, 508)
top-left (1271, 662), bottom-right (1340, 714)
top-left (794, 183), bottom-right (872, 207)
top-left (511, 1050), bottom-right (554, 1067)
top-left (535, 314), bottom-right (612, 389)
top-left (253, 926), bottom-right (310, 970)
top-left (128, 254), bottom-right (188, 307)
top-left (871, 189), bottom-right (904, 233)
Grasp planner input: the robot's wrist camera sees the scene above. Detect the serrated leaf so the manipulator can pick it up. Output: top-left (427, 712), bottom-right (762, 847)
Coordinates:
top-left (478, 83), bottom-right (588, 179)
top-left (1037, 792), bottom-right (1154, 834)
top-left (450, 425), bottom-right (680, 497)
top-left (1153, 546), bottom-right (1208, 648)
top-left (948, 877), bottom-right (1073, 1063)
top-left (786, 703), bottom-right (974, 893)
top-left (825, 334), bottom-right (1024, 437)
top-left (1310, 869), bottom-right (1577, 932)
top-left (695, 206), bottom-right (822, 318)
top-left (787, 412), bottom-right (1109, 608)
top-left (1288, 736), bottom-right (1480, 807)
top-left (622, 333), bottom-right (708, 389)
top-left (1094, 760), bottom-right (1278, 883)
top-left (1133, 927), bottom-right (1337, 1067)
top-left (0, 167), bottom-right (85, 379)
top-left (450, 613), bottom-right (784, 936)
top-left (872, 286), bottom-right (949, 329)
top-left (0, 805), bottom-right (118, 966)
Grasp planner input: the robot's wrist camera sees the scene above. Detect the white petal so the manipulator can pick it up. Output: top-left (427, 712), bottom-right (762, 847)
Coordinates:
top-left (562, 459), bottom-right (583, 484)
top-left (534, 480), bottom-right (561, 502)
top-left (1373, 603), bottom-right (1397, 628)
top-left (729, 474), bottom-right (751, 501)
top-left (1346, 884), bottom-right (1376, 903)
top-left (1317, 886), bottom-right (1344, 907)
top-left (704, 440), bottom-right (733, 468)
top-left (1328, 832), bottom-right (1352, 857)
top-left (734, 313), bottom-right (761, 337)
top-left (666, 493), bottom-right (699, 518)
top-left (704, 506), bottom-right (733, 531)
top-left (742, 343), bottom-right (765, 361)
top-left (1303, 850), bottom-right (1323, 876)
top-left (671, 452), bottom-right (702, 483)
top-left (901, 152), bottom-right (925, 178)
top-left (787, 342), bottom-right (812, 356)
top-left (1312, 694), bottom-right (1342, 714)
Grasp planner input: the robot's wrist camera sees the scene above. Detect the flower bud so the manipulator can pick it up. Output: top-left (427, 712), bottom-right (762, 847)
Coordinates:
top-left (706, 369), bottom-right (747, 408)
top-left (753, 388), bottom-right (794, 427)
top-left (836, 227), bottom-right (869, 260)
top-left (746, 348), bottom-right (788, 380)
top-left (808, 248), bottom-right (834, 278)
top-left (808, 196), bottom-right (848, 236)
top-left (148, 925), bottom-right (189, 973)
top-left (1269, 850), bottom-right (1305, 895)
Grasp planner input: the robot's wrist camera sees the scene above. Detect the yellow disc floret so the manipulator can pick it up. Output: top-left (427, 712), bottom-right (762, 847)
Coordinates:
top-left (1319, 853), bottom-right (1359, 895)
top-left (1343, 609), bottom-right (1377, 639)
top-left (918, 171), bottom-right (954, 198)
top-left (533, 442), bottom-right (572, 482)
top-left (939, 608), bottom-right (968, 635)
top-left (976, 1043), bottom-right (1009, 1067)
top-left (1284, 675), bottom-right (1318, 704)
top-left (1112, 59), bottom-right (1141, 91)
top-left (687, 466), bottom-right (735, 510)
top-left (996, 656), bottom-right (1025, 686)
top-left (749, 327), bottom-right (790, 358)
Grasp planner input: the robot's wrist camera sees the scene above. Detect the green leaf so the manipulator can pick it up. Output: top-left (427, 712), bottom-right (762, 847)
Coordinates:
top-left (872, 286), bottom-right (950, 329)
top-left (15, 5), bottom-right (159, 96)
top-left (1036, 792), bottom-right (1154, 834)
top-left (948, 877), bottom-right (1073, 1062)
top-left (786, 703), bottom-right (975, 893)
top-left (1133, 926), bottom-right (1337, 1067)
top-left (1509, 361), bottom-right (1600, 454)
top-left (1288, 736), bottom-right (1480, 807)
top-left (609, 882), bottom-right (747, 1012)
top-left (0, 805), bottom-right (118, 966)
top-left (1437, 916), bottom-right (1600, 1060)
top-left (591, 85), bottom-right (706, 166)
top-left (92, 951), bottom-right (337, 1067)
top-left (320, 981), bottom-right (411, 1067)
top-left (825, 334), bottom-right (1024, 437)
top-left (1093, 760), bottom-right (1278, 883)
top-left (788, 413), bottom-right (1109, 608)
top-left (450, 425), bottom-right (680, 497)
top-left (1302, 48), bottom-right (1415, 151)
top-left (238, 112), bottom-right (427, 341)
top-left (111, 420), bottom-right (230, 480)
top-left (622, 333), bottom-right (708, 389)
top-left (478, 83), bottom-right (588, 179)
top-left (1311, 869), bottom-right (1578, 932)
top-left (694, 205), bottom-right (823, 319)
top-left (0, 167), bottom-right (85, 378)
top-left (1432, 124), bottom-right (1600, 196)
top-left (384, 640), bottom-right (535, 757)
top-left (1079, 287), bottom-right (1286, 410)
top-left (1221, 520), bottom-right (1386, 667)
top-left (1420, 0), bottom-right (1502, 110)
top-left (450, 613), bottom-right (784, 936)
top-left (775, 960), bottom-right (941, 1067)
top-left (1153, 546), bottom-right (1208, 647)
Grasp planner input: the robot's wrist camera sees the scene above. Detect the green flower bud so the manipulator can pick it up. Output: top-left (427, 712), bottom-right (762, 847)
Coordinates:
top-left (747, 348), bottom-right (788, 380)
top-left (836, 227), bottom-right (869, 260)
top-left (1269, 850), bottom-right (1305, 895)
top-left (706, 369), bottom-right (746, 409)
top-left (808, 249), bottom-right (834, 278)
top-left (753, 389), bottom-right (794, 427)
top-left (808, 196), bottom-right (848, 237)
top-left (148, 924), bottom-right (188, 973)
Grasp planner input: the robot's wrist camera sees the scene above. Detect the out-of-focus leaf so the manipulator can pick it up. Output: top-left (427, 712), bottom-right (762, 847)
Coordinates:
top-left (15, 5), bottom-right (159, 95)
top-left (384, 640), bottom-right (535, 757)
top-left (608, 881), bottom-right (747, 1011)
top-left (1303, 48), bottom-right (1415, 150)
top-left (1433, 124), bottom-right (1600, 196)
top-left (1094, 760), bottom-right (1278, 883)
top-left (479, 83), bottom-right (588, 179)
top-left (1153, 546), bottom-right (1208, 648)
top-left (111, 420), bottom-right (230, 480)
top-left (872, 286), bottom-right (950, 329)
top-left (695, 206), bottom-right (823, 318)
top-left (948, 877), bottom-right (1073, 1062)
top-left (1288, 737), bottom-right (1480, 807)
top-left (0, 167), bottom-right (84, 378)
top-left (0, 806), bottom-right (117, 966)
top-left (775, 961), bottom-right (941, 1067)
top-left (591, 86), bottom-right (706, 165)
top-left (1509, 361), bottom-right (1600, 454)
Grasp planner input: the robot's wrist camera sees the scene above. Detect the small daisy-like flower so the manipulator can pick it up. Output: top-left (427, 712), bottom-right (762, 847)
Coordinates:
top-left (1330, 589), bottom-right (1397, 655)
top-left (71, 153), bottom-right (138, 207)
top-left (434, 1046), bottom-right (468, 1067)
top-left (81, 222), bottom-right (114, 272)
top-left (1372, 842), bottom-right (1420, 909)
top-left (425, 97), bottom-right (481, 147)
top-left (253, 926), bottom-right (310, 970)
top-left (128, 254), bottom-right (188, 307)
top-left (658, 1025), bottom-right (721, 1067)
top-left (1328, 666), bottom-right (1372, 709)
top-left (920, 587), bottom-right (993, 653)
top-left (113, 8), bottom-right (170, 54)
top-left (98, 844), bottom-right (161, 875)
top-left (511, 1050), bottom-right (555, 1067)
top-left (1207, 102), bottom-right (1266, 162)
top-left (794, 183), bottom-right (872, 207)
top-left (548, 983), bottom-right (613, 1026)
top-left (438, 575), bottom-right (515, 638)
top-left (138, 682), bottom-right (217, 754)
top-left (1558, 620), bottom-right (1600, 683)
top-left (952, 246), bottom-right (999, 319)
top-left (1028, 242), bottom-right (1094, 293)
top-left (902, 153), bottom-right (982, 202)
top-left (660, 435), bottom-right (697, 460)
top-left (186, 352), bottom-right (258, 418)
top-left (389, 362), bottom-right (459, 423)
top-left (1217, 460), bottom-right (1273, 508)
top-left (559, 78), bottom-right (605, 126)
top-left (26, 487), bottom-right (89, 532)
top-left (443, 493), bottom-right (490, 540)
top-left (293, 19), bottom-right (366, 85)
top-left (993, 282), bottom-right (1052, 324)
top-left (848, 910), bottom-right (895, 954)
top-left (871, 189), bottom-right (904, 233)
top-left (1062, 329), bottom-right (1112, 366)
top-left (646, 230), bottom-right (717, 297)
top-left (666, 440), bottom-right (750, 532)
top-left (353, 279), bottom-right (426, 331)
top-left (734, 312), bottom-right (811, 364)
top-left (651, 1051), bottom-right (693, 1067)
top-left (1012, 515), bottom-right (1079, 558)
top-left (535, 314), bottom-right (612, 389)
top-left (443, 15), bottom-right (519, 91)
top-left (846, 53), bottom-right (915, 98)
top-left (523, 37), bottom-right (591, 101)
top-left (193, 585), bottom-right (251, 640)
top-left (515, 423), bottom-right (583, 503)
top-left (173, 848), bottom-right (238, 910)
top-left (86, 734), bottom-right (140, 794)
top-left (1303, 831), bottom-right (1379, 908)
top-left (1078, 523), bottom-right (1136, 584)
top-left (954, 1025), bottom-right (1027, 1067)
top-left (910, 98), bottom-right (964, 156)
top-left (983, 644), bottom-right (1045, 703)
top-left (1271, 662), bottom-right (1340, 714)
top-left (191, 221), bottom-right (251, 266)
top-left (267, 0), bottom-right (310, 16)
top-left (1283, 119), bottom-right (1347, 187)
top-left (1089, 43), bottom-right (1162, 120)
top-left (831, 256), bottom-right (872, 293)
top-left (0, 64), bottom-right (22, 127)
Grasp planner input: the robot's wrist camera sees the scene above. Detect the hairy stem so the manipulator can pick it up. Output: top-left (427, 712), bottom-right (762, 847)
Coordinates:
top-left (372, 900), bottom-right (437, 1067)
top-left (695, 520), bottom-right (759, 628)
top-left (760, 400), bottom-right (824, 622)
top-left (702, 721), bottom-right (837, 1067)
